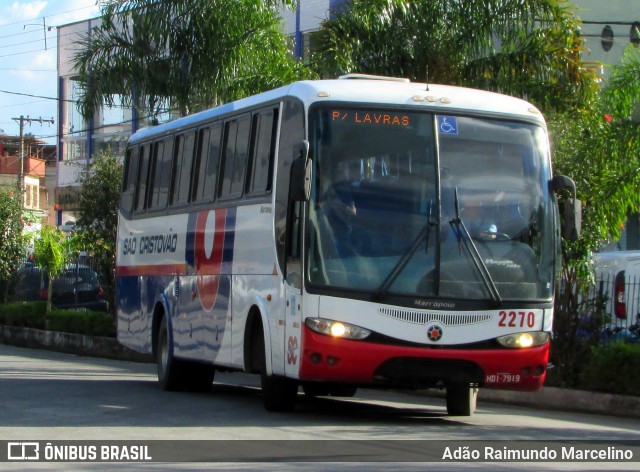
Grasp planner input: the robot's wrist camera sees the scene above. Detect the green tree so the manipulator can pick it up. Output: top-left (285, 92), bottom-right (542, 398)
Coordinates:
top-left (74, 0), bottom-right (314, 121)
top-left (551, 46), bottom-right (640, 273)
top-left (33, 226), bottom-right (69, 314)
top-left (548, 47), bottom-right (640, 386)
top-left (0, 188), bottom-right (27, 301)
top-left (313, 0), bottom-right (598, 112)
top-left (73, 150), bottom-right (124, 313)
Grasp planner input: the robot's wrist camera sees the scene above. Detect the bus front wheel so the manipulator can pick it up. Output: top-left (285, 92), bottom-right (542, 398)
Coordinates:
top-left (446, 383), bottom-right (478, 416)
top-left (256, 326), bottom-right (298, 411)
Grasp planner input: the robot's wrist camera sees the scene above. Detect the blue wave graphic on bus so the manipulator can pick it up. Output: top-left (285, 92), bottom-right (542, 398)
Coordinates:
top-left (187, 208), bottom-right (236, 312)
top-left (183, 208), bottom-right (236, 356)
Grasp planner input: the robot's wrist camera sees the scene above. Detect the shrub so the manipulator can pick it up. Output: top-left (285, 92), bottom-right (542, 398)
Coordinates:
top-left (0, 301), bottom-right (115, 337)
top-left (0, 302), bottom-right (47, 329)
top-left (47, 309), bottom-right (116, 337)
top-left (580, 343), bottom-right (640, 396)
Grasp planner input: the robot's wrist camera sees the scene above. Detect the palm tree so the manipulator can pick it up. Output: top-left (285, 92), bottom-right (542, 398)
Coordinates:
top-left (313, 0), bottom-right (599, 113)
top-left (73, 0), bottom-right (314, 122)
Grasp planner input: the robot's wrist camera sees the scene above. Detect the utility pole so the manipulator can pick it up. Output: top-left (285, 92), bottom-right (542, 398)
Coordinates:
top-left (11, 115), bottom-right (55, 193)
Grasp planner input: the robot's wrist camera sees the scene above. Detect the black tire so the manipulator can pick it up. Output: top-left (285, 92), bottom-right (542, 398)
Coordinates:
top-left (330, 386), bottom-right (358, 397)
top-left (446, 383), bottom-right (478, 416)
top-left (303, 383), bottom-right (357, 398)
top-left (256, 323), bottom-right (298, 412)
top-left (183, 361), bottom-right (215, 393)
top-left (156, 315), bottom-right (185, 391)
top-left (302, 383), bottom-right (331, 397)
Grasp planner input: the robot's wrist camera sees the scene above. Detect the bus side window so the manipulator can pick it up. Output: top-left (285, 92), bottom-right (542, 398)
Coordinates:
top-left (219, 115), bottom-right (250, 200)
top-left (193, 124), bottom-right (222, 203)
top-left (134, 143), bottom-right (151, 212)
top-left (247, 107), bottom-right (278, 196)
top-left (286, 201), bottom-right (303, 288)
top-left (147, 137), bottom-right (173, 210)
top-left (171, 131), bottom-right (196, 207)
top-left (274, 98), bottom-right (305, 281)
top-left (147, 140), bottom-right (163, 210)
top-left (121, 146), bottom-right (139, 215)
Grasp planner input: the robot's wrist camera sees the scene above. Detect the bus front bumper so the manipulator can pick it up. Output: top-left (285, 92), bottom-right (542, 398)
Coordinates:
top-left (298, 325), bottom-right (548, 391)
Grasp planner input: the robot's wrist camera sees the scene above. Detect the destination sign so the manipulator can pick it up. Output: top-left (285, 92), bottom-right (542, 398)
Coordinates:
top-left (331, 110), bottom-right (411, 127)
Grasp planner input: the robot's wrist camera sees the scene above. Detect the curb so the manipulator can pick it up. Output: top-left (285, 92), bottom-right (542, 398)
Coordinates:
top-left (1, 325), bottom-right (639, 419)
top-left (476, 386), bottom-right (640, 419)
top-left (0, 325), bottom-right (153, 363)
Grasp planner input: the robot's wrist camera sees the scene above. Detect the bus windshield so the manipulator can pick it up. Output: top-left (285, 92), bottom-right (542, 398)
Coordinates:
top-left (307, 105), bottom-right (555, 303)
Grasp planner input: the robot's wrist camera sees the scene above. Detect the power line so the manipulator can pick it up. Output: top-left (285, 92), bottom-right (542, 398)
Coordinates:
top-left (0, 4), bottom-right (100, 31)
top-left (0, 47), bottom-right (52, 59)
top-left (0, 89), bottom-right (74, 103)
top-left (0, 100), bottom-right (48, 109)
top-left (0, 68), bottom-right (55, 72)
top-left (0, 27), bottom-right (97, 59)
top-left (0, 34), bottom-right (58, 51)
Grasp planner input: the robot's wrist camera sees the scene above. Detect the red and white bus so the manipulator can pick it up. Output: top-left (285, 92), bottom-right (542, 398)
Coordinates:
top-left (116, 75), bottom-right (578, 415)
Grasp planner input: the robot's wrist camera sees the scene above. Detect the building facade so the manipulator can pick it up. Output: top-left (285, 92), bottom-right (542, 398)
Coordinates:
top-left (0, 134), bottom-right (57, 234)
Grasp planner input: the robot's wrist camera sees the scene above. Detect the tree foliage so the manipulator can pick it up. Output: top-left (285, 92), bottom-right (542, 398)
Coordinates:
top-left (550, 46), bottom-right (640, 273)
top-left (0, 188), bottom-right (26, 300)
top-left (313, 0), bottom-right (598, 112)
top-left (548, 48), bottom-right (640, 386)
top-left (74, 149), bottom-right (124, 312)
top-left (34, 226), bottom-right (68, 314)
top-left (74, 0), bottom-right (315, 120)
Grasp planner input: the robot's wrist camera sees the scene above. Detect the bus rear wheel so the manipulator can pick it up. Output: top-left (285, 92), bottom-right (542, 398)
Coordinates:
top-left (446, 383), bottom-right (478, 416)
top-left (183, 362), bottom-right (215, 393)
top-left (157, 315), bottom-right (184, 391)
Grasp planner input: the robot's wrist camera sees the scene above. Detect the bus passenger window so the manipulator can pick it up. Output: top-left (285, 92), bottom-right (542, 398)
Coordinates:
top-left (134, 144), bottom-right (151, 212)
top-left (171, 131), bottom-right (195, 206)
top-left (219, 116), bottom-right (250, 200)
top-left (193, 124), bottom-right (222, 203)
top-left (121, 147), bottom-right (139, 214)
top-left (247, 108), bottom-right (277, 195)
top-left (148, 138), bottom-right (173, 210)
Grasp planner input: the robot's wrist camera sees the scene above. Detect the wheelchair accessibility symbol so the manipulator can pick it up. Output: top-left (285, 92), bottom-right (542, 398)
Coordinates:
top-left (438, 116), bottom-right (458, 135)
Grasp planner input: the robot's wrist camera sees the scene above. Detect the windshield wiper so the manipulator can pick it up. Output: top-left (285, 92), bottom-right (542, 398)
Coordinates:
top-left (449, 188), bottom-right (502, 306)
top-left (373, 200), bottom-right (435, 302)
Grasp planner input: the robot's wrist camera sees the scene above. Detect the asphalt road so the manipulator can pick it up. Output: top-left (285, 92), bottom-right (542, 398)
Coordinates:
top-left (1, 344), bottom-right (639, 471)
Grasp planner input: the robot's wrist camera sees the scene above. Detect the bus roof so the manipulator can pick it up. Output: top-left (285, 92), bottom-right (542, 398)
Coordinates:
top-left (130, 76), bottom-right (545, 143)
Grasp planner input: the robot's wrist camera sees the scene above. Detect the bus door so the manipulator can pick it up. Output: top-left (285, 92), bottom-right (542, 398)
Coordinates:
top-left (283, 200), bottom-right (304, 377)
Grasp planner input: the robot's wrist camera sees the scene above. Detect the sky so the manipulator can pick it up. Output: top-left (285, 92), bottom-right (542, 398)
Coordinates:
top-left (0, 0), bottom-right (101, 144)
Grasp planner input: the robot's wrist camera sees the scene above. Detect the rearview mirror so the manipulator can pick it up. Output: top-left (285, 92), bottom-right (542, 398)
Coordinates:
top-left (552, 175), bottom-right (581, 241)
top-left (289, 140), bottom-right (311, 202)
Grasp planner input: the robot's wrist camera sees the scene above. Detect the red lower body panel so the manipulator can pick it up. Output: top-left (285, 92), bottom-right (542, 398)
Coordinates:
top-left (299, 325), bottom-right (548, 391)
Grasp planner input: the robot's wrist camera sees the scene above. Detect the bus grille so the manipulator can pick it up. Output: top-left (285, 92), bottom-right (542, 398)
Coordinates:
top-left (379, 308), bottom-right (491, 326)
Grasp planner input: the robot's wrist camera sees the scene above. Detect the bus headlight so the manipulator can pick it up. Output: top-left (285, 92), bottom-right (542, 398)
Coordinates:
top-left (497, 332), bottom-right (549, 348)
top-left (305, 317), bottom-right (371, 340)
